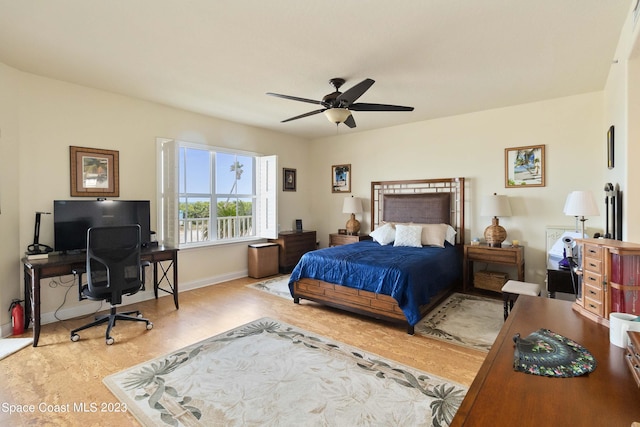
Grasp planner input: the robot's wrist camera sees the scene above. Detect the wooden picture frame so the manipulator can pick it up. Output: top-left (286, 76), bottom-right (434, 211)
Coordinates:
top-left (505, 145), bottom-right (545, 188)
top-left (70, 146), bottom-right (119, 197)
top-left (331, 164), bottom-right (351, 193)
top-left (283, 168), bottom-right (296, 191)
top-left (607, 125), bottom-right (615, 170)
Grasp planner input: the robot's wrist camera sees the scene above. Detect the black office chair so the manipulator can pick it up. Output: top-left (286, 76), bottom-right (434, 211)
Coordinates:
top-left (70, 225), bottom-right (153, 345)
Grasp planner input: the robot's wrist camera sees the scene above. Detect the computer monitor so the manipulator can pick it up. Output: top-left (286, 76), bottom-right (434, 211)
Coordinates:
top-left (54, 200), bottom-right (151, 253)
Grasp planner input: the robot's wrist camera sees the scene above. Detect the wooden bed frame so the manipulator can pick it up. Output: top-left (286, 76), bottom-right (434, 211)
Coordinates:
top-left (292, 177), bottom-right (465, 334)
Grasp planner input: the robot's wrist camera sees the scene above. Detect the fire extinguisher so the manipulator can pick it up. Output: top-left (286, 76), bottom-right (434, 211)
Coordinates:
top-left (9, 299), bottom-right (24, 336)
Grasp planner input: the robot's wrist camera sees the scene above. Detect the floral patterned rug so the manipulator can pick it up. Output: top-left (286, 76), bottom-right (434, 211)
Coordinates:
top-left (104, 318), bottom-right (467, 426)
top-left (414, 293), bottom-right (503, 352)
top-left (249, 277), bottom-right (502, 352)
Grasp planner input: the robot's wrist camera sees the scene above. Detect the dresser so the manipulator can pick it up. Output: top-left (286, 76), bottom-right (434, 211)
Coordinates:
top-left (269, 230), bottom-right (316, 273)
top-left (329, 233), bottom-right (371, 247)
top-left (574, 238), bottom-right (640, 324)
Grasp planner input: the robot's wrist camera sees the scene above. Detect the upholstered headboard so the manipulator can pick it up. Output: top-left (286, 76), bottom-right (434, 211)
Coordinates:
top-left (371, 178), bottom-right (465, 244)
top-left (382, 193), bottom-right (451, 224)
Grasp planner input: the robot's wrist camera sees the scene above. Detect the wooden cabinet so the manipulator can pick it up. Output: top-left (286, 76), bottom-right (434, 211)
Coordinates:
top-left (329, 233), bottom-right (371, 247)
top-left (574, 238), bottom-right (640, 324)
top-left (463, 244), bottom-right (525, 292)
top-left (269, 230), bottom-right (316, 273)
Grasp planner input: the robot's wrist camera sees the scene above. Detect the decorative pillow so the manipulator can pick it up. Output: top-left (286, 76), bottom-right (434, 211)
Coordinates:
top-left (445, 224), bottom-right (457, 245)
top-left (370, 223), bottom-right (395, 245)
top-left (393, 224), bottom-right (423, 248)
top-left (419, 224), bottom-right (448, 248)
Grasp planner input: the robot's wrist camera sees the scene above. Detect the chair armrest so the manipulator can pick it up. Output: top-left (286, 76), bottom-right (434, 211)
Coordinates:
top-left (140, 261), bottom-right (151, 291)
top-left (72, 267), bottom-right (87, 301)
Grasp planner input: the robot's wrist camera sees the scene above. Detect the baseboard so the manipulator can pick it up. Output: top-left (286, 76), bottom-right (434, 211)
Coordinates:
top-left (19, 269), bottom-right (249, 328)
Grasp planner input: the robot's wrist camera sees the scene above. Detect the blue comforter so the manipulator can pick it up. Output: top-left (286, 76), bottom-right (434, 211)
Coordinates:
top-left (288, 240), bottom-right (461, 325)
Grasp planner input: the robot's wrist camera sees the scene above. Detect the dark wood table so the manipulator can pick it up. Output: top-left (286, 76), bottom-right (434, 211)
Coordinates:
top-left (452, 296), bottom-right (640, 426)
top-left (22, 245), bottom-right (178, 347)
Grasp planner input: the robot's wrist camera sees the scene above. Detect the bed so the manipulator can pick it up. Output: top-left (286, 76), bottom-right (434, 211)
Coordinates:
top-left (288, 177), bottom-right (465, 334)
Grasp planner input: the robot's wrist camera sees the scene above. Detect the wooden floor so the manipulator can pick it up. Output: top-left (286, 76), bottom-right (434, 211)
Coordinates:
top-left (0, 275), bottom-right (486, 426)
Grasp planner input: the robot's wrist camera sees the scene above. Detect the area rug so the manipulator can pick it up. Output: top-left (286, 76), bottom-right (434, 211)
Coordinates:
top-left (249, 276), bottom-right (502, 352)
top-left (0, 338), bottom-right (33, 360)
top-left (104, 318), bottom-right (466, 426)
top-left (414, 293), bottom-right (503, 352)
top-left (246, 274), bottom-right (292, 300)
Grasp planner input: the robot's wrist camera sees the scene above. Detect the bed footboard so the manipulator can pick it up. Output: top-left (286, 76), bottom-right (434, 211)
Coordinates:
top-left (293, 278), bottom-right (451, 334)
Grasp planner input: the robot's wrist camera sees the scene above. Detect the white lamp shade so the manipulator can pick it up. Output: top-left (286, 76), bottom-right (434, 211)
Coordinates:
top-left (324, 108), bottom-right (351, 124)
top-left (343, 196), bottom-right (363, 214)
top-left (480, 194), bottom-right (512, 217)
top-left (564, 191), bottom-right (599, 216)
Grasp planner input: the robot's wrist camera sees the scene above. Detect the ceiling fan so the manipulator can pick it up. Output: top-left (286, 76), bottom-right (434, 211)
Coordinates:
top-left (267, 78), bottom-right (414, 128)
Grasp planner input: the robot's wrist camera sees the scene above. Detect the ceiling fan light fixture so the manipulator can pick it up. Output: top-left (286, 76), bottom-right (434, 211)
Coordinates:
top-left (324, 108), bottom-right (351, 124)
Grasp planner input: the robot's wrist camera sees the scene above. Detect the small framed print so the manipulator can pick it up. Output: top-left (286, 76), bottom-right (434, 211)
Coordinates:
top-left (70, 146), bottom-right (119, 197)
top-left (283, 168), bottom-right (296, 191)
top-left (331, 164), bottom-right (351, 193)
top-left (505, 145), bottom-right (545, 188)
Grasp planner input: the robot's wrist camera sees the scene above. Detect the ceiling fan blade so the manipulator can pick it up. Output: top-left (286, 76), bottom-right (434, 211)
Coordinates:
top-left (281, 108), bottom-right (326, 123)
top-left (336, 78), bottom-right (375, 106)
top-left (349, 103), bottom-right (414, 112)
top-left (266, 92), bottom-right (323, 105)
top-left (344, 114), bottom-right (357, 128)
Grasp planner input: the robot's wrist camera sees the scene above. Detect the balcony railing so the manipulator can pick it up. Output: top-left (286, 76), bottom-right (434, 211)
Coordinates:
top-left (179, 216), bottom-right (253, 243)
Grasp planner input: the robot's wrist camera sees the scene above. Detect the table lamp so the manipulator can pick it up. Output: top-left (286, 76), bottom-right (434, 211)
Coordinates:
top-left (343, 196), bottom-right (363, 235)
top-left (481, 193), bottom-right (512, 247)
top-left (563, 191), bottom-right (599, 238)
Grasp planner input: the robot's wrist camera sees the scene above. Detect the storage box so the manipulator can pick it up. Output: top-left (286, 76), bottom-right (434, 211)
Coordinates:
top-left (474, 270), bottom-right (508, 292)
top-left (248, 243), bottom-right (279, 279)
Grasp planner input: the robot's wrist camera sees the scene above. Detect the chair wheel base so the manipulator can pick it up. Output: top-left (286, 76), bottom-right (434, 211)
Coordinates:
top-left (70, 334), bottom-right (80, 342)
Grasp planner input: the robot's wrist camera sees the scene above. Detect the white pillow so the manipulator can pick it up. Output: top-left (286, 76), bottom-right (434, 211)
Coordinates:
top-left (393, 224), bottom-right (423, 248)
top-left (370, 223), bottom-right (395, 245)
top-left (420, 224), bottom-right (448, 248)
top-left (444, 224), bottom-right (457, 245)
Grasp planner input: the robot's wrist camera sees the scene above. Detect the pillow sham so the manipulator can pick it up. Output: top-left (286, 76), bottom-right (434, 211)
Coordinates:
top-left (419, 223), bottom-right (448, 248)
top-left (393, 224), bottom-right (423, 248)
top-left (370, 222), bottom-right (395, 245)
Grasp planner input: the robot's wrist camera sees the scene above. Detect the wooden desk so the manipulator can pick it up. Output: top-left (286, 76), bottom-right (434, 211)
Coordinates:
top-left (452, 296), bottom-right (640, 426)
top-left (22, 245), bottom-right (179, 347)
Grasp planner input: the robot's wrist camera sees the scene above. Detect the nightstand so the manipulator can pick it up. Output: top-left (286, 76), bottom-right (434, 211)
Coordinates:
top-left (329, 233), bottom-right (371, 247)
top-left (463, 244), bottom-right (525, 292)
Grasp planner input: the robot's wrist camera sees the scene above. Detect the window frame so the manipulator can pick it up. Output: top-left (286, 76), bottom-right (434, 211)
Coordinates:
top-left (157, 138), bottom-right (277, 249)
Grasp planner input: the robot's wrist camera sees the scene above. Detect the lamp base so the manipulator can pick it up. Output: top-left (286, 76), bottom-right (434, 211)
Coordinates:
top-left (346, 214), bottom-right (360, 236)
top-left (484, 217), bottom-right (507, 248)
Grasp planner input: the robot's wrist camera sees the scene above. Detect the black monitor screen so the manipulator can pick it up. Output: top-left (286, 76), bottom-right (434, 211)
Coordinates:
top-left (54, 200), bottom-right (151, 252)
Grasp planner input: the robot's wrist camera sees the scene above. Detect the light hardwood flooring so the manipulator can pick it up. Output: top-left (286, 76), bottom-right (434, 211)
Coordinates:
top-left (0, 275), bottom-right (487, 426)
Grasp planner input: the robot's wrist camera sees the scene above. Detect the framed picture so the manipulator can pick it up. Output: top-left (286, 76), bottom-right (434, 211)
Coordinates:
top-left (331, 164), bottom-right (351, 193)
top-left (283, 168), bottom-right (296, 191)
top-left (607, 125), bottom-right (614, 169)
top-left (70, 146), bottom-right (120, 197)
top-left (504, 145), bottom-right (545, 188)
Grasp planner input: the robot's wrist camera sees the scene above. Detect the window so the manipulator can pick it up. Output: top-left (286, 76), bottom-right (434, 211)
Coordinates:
top-left (157, 139), bottom-right (277, 248)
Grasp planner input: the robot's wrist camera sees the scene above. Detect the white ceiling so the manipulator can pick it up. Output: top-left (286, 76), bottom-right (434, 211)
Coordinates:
top-left (0, 1), bottom-right (631, 140)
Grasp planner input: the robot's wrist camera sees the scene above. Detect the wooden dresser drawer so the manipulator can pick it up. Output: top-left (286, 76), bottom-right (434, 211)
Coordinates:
top-left (583, 282), bottom-right (603, 303)
top-left (583, 296), bottom-right (603, 316)
top-left (466, 246), bottom-right (518, 263)
top-left (584, 257), bottom-right (603, 273)
top-left (625, 331), bottom-right (640, 387)
top-left (583, 271), bottom-right (603, 289)
top-left (583, 244), bottom-right (603, 260)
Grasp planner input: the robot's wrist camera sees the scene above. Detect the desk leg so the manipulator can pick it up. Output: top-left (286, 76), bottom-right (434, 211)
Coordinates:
top-left (23, 265), bottom-right (41, 347)
top-left (153, 256), bottom-right (179, 310)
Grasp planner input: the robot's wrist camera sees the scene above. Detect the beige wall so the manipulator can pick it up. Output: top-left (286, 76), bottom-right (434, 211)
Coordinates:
top-left (1, 70), bottom-right (312, 329)
top-left (0, 63), bottom-right (21, 329)
top-left (309, 93), bottom-right (606, 286)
